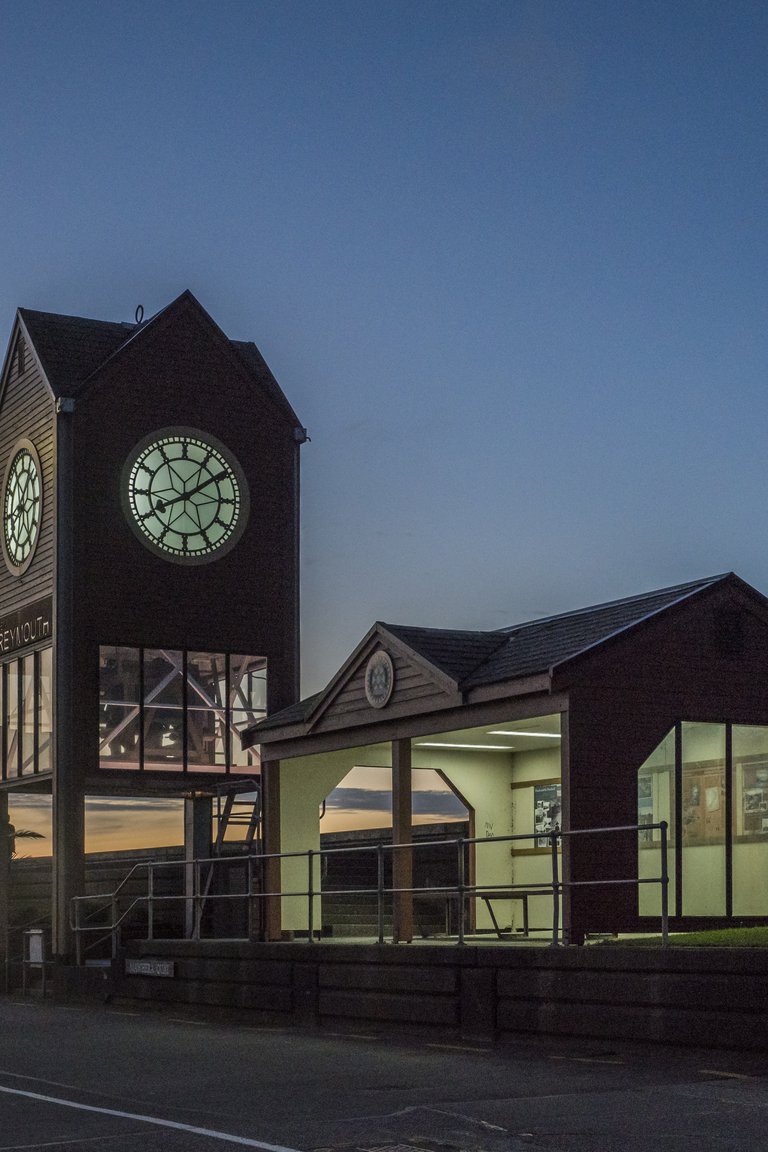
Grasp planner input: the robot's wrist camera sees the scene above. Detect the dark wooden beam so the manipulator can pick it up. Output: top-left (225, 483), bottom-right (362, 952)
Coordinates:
top-left (261, 759), bottom-right (282, 941)
top-left (392, 737), bottom-right (413, 943)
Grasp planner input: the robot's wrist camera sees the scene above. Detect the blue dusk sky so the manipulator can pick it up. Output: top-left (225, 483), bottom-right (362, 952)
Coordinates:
top-left (2, 0), bottom-right (767, 700)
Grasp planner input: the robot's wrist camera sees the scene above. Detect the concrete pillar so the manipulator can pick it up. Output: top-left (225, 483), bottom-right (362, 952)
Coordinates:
top-left (261, 758), bottom-right (282, 940)
top-left (392, 738), bottom-right (413, 943)
top-left (184, 795), bottom-right (212, 938)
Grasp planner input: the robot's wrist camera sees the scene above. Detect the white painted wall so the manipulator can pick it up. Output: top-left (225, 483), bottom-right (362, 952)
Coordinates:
top-left (413, 743), bottom-right (561, 933)
top-left (276, 731), bottom-right (562, 935)
top-left (278, 744), bottom-right (391, 930)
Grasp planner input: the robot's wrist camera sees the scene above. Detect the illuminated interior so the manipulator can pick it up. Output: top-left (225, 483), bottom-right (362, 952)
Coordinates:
top-left (98, 646), bottom-right (266, 773)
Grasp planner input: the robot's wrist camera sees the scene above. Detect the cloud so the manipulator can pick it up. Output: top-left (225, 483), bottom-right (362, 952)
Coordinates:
top-left (326, 788), bottom-right (465, 818)
top-left (83, 798), bottom-right (183, 814)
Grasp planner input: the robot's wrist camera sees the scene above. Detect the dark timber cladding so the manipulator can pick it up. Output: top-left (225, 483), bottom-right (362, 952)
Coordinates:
top-left (0, 291), bottom-right (306, 958)
top-left (0, 334), bottom-right (55, 614)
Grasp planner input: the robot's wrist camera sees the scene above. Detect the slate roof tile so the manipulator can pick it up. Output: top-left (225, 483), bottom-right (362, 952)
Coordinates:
top-left (381, 625), bottom-right (508, 683)
top-left (462, 574), bottom-right (726, 688)
top-left (254, 693), bottom-right (322, 732)
top-left (18, 309), bottom-right (134, 395)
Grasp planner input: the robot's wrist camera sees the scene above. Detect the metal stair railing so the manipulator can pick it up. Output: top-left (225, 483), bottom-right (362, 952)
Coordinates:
top-left (194, 779), bottom-right (261, 938)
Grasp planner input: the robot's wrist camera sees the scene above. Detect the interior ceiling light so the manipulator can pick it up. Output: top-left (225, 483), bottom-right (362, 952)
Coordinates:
top-left (488, 730), bottom-right (561, 739)
top-left (415, 741), bottom-right (515, 751)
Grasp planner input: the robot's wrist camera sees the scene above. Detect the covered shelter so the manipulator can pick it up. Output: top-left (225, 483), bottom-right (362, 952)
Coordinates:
top-left (246, 572), bottom-right (768, 944)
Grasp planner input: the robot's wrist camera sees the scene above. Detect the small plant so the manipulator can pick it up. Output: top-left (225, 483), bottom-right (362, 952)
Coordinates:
top-left (7, 826), bottom-right (44, 859)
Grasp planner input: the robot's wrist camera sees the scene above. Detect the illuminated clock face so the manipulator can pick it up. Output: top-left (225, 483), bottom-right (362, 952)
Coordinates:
top-left (2, 440), bottom-right (42, 575)
top-left (122, 428), bottom-right (249, 564)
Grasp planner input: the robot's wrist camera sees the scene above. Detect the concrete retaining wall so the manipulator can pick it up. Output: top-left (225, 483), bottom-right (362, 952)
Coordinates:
top-left (113, 940), bottom-right (768, 1051)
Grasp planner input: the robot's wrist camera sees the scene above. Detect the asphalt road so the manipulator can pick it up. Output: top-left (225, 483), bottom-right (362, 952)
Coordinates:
top-left (0, 998), bottom-right (767, 1151)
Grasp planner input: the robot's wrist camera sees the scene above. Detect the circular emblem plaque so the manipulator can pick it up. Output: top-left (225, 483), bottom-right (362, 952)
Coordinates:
top-left (365, 650), bottom-right (395, 708)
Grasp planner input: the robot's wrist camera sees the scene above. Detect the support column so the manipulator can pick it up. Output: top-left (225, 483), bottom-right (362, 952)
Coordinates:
top-left (261, 758), bottom-right (282, 940)
top-left (52, 779), bottom-right (84, 960)
top-left (0, 792), bottom-right (9, 970)
top-left (53, 397), bottom-right (85, 961)
top-left (184, 796), bottom-right (212, 938)
top-left (392, 738), bottom-right (413, 943)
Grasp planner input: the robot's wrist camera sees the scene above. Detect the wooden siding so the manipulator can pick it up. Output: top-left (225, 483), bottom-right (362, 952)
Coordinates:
top-left (0, 335), bottom-right (55, 615)
top-left (312, 649), bottom-right (452, 733)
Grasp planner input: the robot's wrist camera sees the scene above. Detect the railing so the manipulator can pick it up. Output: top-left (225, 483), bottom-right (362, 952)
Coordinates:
top-left (70, 821), bottom-right (670, 957)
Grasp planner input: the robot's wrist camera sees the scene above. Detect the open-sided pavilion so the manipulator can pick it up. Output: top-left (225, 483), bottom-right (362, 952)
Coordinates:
top-left (247, 572), bottom-right (768, 944)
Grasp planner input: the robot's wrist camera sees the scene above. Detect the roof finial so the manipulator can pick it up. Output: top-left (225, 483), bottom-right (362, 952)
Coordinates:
top-left (135, 305), bottom-right (144, 325)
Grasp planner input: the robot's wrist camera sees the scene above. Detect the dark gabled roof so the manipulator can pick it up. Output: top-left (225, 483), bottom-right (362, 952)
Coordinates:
top-left (463, 573), bottom-right (728, 688)
top-left (384, 576), bottom-right (729, 690)
top-left (17, 309), bottom-right (135, 396)
top-left (380, 624), bottom-right (508, 683)
top-left (14, 294), bottom-right (302, 425)
top-left (250, 574), bottom-right (733, 740)
top-left (231, 340), bottom-right (303, 425)
top-left (254, 692), bottom-right (322, 733)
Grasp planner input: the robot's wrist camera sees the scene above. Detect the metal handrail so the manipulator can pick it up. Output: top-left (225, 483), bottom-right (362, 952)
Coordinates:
top-left (70, 820), bottom-right (670, 955)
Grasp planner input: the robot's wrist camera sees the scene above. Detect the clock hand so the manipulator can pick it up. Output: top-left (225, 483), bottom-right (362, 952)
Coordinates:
top-left (154, 470), bottom-right (228, 514)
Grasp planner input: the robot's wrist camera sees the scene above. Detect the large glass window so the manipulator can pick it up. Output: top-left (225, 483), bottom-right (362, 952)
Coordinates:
top-left (6, 663), bottom-right (19, 779)
top-left (38, 648), bottom-right (52, 773)
top-left (681, 722), bottom-right (726, 916)
top-left (21, 654), bottom-right (35, 774)
top-left (229, 655), bottom-right (267, 772)
top-left (99, 647), bottom-right (140, 769)
top-left (98, 647), bottom-right (266, 774)
top-left (0, 667), bottom-right (4, 779)
top-left (187, 652), bottom-right (227, 771)
top-left (143, 649), bottom-right (184, 771)
top-left (732, 725), bottom-right (768, 915)
top-left (0, 647), bottom-right (53, 779)
top-left (637, 728), bottom-right (676, 916)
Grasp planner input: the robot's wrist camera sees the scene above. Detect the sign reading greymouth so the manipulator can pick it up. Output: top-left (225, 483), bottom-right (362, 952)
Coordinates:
top-left (0, 596), bottom-right (52, 656)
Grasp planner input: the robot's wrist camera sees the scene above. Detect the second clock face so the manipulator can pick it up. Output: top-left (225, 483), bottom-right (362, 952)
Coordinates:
top-left (3, 439), bottom-right (42, 575)
top-left (122, 428), bottom-right (249, 564)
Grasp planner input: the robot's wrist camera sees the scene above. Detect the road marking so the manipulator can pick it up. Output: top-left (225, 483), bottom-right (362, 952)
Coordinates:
top-left (699, 1069), bottom-right (751, 1080)
top-left (548, 1055), bottom-right (623, 1065)
top-left (0, 1084), bottom-right (301, 1150)
top-left (427, 1043), bottom-right (491, 1054)
top-left (322, 1031), bottom-right (379, 1041)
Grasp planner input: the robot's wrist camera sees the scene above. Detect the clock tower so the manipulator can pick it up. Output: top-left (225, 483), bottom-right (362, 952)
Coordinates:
top-left (0, 291), bottom-right (306, 958)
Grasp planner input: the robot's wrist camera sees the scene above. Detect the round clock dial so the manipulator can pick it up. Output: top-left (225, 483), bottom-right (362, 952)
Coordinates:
top-left (122, 428), bottom-right (249, 564)
top-left (2, 439), bottom-right (42, 575)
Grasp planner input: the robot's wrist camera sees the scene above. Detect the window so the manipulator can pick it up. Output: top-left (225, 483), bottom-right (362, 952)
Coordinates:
top-left (99, 647), bottom-right (140, 769)
top-left (637, 721), bottom-right (768, 920)
top-left (637, 729), bottom-right (676, 915)
top-left (38, 648), bottom-right (52, 773)
top-left (98, 646), bottom-right (266, 774)
top-left (681, 722), bottom-right (726, 916)
top-left (0, 647), bottom-right (53, 780)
